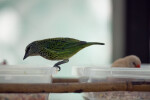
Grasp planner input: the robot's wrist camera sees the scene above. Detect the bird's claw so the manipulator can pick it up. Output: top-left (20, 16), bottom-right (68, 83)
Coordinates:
top-left (53, 65), bottom-right (61, 71)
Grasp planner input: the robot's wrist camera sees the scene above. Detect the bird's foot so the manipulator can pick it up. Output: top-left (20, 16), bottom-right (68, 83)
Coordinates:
top-left (53, 59), bottom-right (69, 71)
top-left (53, 65), bottom-right (61, 71)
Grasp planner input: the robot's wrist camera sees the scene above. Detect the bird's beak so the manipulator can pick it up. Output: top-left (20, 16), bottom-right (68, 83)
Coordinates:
top-left (23, 52), bottom-right (28, 60)
top-left (136, 64), bottom-right (140, 68)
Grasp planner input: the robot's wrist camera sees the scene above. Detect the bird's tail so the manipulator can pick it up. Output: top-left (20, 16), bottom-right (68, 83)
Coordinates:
top-left (70, 41), bottom-right (105, 56)
top-left (87, 42), bottom-right (105, 45)
top-left (79, 41), bottom-right (105, 49)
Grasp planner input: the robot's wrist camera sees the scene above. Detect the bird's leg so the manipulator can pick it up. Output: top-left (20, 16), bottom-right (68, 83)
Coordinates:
top-left (53, 59), bottom-right (69, 71)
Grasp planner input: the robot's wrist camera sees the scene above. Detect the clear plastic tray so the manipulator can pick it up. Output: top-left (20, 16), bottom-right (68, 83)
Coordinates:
top-left (83, 67), bottom-right (150, 81)
top-left (0, 65), bottom-right (57, 83)
top-left (73, 64), bottom-right (150, 100)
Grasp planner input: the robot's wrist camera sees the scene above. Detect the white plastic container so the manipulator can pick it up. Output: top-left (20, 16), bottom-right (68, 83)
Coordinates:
top-left (73, 65), bottom-right (150, 100)
top-left (0, 65), bottom-right (57, 100)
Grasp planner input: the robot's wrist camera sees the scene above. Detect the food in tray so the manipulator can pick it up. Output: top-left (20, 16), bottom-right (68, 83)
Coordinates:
top-left (0, 94), bottom-right (48, 100)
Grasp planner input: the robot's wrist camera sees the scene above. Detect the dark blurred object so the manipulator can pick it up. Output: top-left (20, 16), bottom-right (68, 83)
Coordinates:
top-left (125, 0), bottom-right (150, 63)
top-left (53, 78), bottom-right (79, 83)
top-left (0, 60), bottom-right (7, 65)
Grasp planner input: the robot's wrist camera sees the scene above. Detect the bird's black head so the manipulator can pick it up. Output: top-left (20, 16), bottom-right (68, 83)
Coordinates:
top-left (23, 41), bottom-right (39, 60)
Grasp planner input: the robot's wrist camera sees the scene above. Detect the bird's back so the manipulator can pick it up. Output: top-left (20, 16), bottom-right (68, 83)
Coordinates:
top-left (36, 37), bottom-right (104, 60)
top-left (37, 38), bottom-right (82, 51)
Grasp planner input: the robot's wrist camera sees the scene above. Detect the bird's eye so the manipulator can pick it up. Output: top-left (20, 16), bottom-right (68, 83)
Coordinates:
top-left (132, 62), bottom-right (136, 66)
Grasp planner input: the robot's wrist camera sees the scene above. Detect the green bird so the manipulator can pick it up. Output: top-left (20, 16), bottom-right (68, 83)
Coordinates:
top-left (23, 37), bottom-right (105, 71)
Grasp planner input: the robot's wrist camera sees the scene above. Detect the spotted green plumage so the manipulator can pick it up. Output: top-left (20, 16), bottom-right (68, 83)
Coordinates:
top-left (23, 37), bottom-right (104, 71)
top-left (37, 38), bottom-right (83, 60)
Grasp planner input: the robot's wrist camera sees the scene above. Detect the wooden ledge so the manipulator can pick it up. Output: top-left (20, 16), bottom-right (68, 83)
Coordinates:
top-left (1, 81), bottom-right (150, 93)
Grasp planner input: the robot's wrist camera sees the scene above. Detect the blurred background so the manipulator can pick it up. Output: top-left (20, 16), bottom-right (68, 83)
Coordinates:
top-left (0, 0), bottom-right (149, 100)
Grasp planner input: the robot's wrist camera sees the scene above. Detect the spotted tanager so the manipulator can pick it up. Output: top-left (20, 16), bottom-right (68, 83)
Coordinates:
top-left (23, 37), bottom-right (105, 71)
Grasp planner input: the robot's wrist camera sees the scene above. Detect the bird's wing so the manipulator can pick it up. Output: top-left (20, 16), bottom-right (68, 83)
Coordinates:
top-left (38, 38), bottom-right (84, 51)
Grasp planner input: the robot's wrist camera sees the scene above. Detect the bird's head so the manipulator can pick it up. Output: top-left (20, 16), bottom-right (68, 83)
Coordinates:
top-left (23, 41), bottom-right (39, 60)
top-left (125, 55), bottom-right (141, 68)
